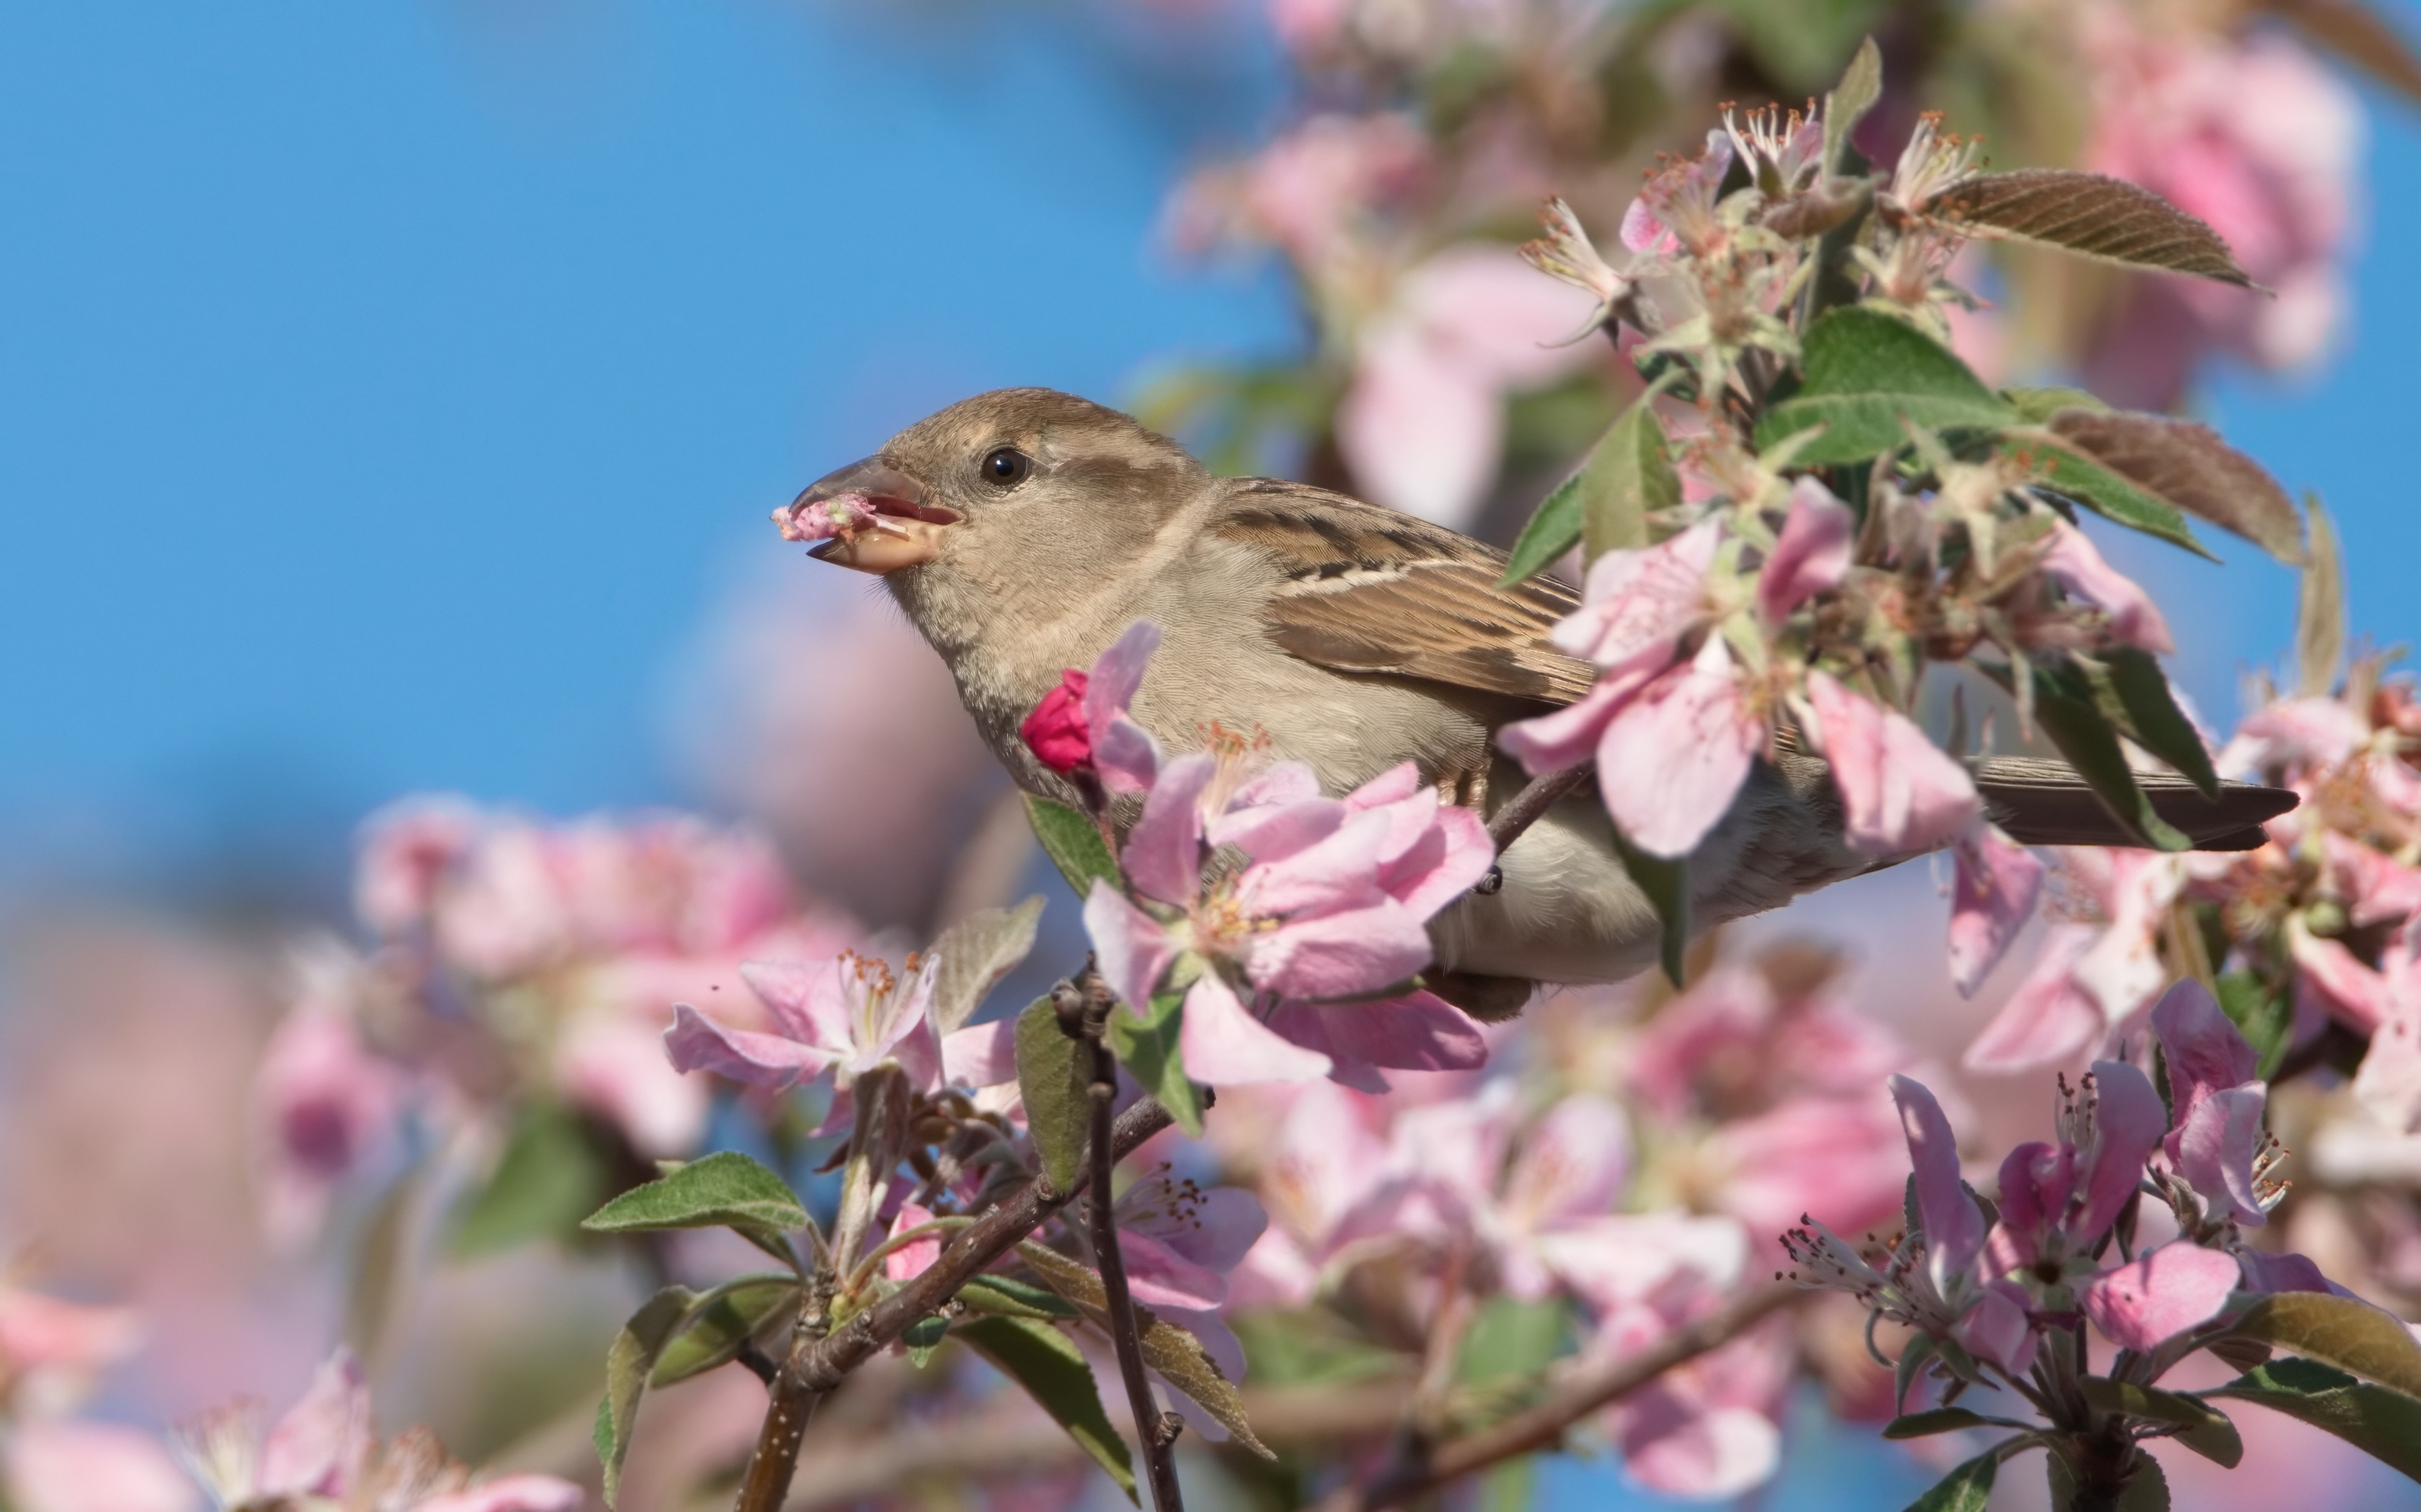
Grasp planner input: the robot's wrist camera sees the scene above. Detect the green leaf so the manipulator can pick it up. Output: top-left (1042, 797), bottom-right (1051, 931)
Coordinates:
top-left (2116, 1450), bottom-right (2171, 1512)
top-left (1025, 795), bottom-right (1122, 898)
top-left (454, 1103), bottom-right (608, 1258)
top-left (2003, 386), bottom-right (2108, 425)
top-left (1021, 1242), bottom-right (1274, 1458)
top-left (2043, 410), bottom-right (2298, 562)
top-left (2016, 442), bottom-right (2210, 558)
top-left (580, 1151), bottom-right (809, 1256)
top-left (955, 1314), bottom-right (1138, 1502)
top-left (1234, 1309), bottom-right (1402, 1388)
top-left (2077, 1377), bottom-right (2241, 1466)
top-left (2224, 1292), bottom-right (2421, 1396)
top-left (597, 1286), bottom-right (695, 1506)
top-left (1610, 825), bottom-right (1690, 988)
top-left (1754, 308), bottom-right (2016, 463)
top-left (903, 1312), bottom-right (951, 1368)
top-left (2210, 1357), bottom-right (2421, 1480)
top-left (2095, 648), bottom-right (2219, 797)
top-left (1458, 1296), bottom-right (1570, 1387)
top-left (2029, 661), bottom-right (2193, 850)
top-left (1499, 471), bottom-right (1584, 586)
top-left (1582, 388), bottom-right (1680, 563)
top-left (1823, 35), bottom-right (1883, 177)
top-left (1106, 989), bottom-right (1203, 1138)
top-left (1904, 1448), bottom-right (1997, 1512)
top-left (1924, 170), bottom-right (2252, 288)
top-left (1499, 382), bottom-right (1680, 584)
top-left (1015, 995), bottom-right (1092, 1194)
top-left (650, 1275), bottom-right (802, 1387)
top-left (1883, 1408), bottom-right (1997, 1438)
top-left (958, 1275), bottom-right (1082, 1320)
top-left (2215, 970), bottom-right (2294, 1080)
top-left (930, 896), bottom-right (1045, 1032)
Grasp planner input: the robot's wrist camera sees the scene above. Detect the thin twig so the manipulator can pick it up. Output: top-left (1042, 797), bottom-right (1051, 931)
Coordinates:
top-left (1087, 1030), bottom-right (1186, 1511)
top-left (1328, 1281), bottom-right (1802, 1512)
top-left (1486, 762), bottom-right (1594, 855)
top-left (731, 1096), bottom-right (1179, 1511)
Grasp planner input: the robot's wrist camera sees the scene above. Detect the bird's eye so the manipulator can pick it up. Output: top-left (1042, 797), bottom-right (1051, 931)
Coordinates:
top-left (980, 447), bottom-right (1033, 487)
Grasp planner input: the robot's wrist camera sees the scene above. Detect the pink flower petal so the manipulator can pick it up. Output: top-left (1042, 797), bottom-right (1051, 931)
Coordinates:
top-left (2175, 1085), bottom-right (2270, 1227)
top-left (2040, 521), bottom-right (2175, 654)
top-left (1963, 925), bottom-right (2106, 1074)
top-left (941, 1019), bottom-right (1018, 1088)
top-left (1124, 752), bottom-right (1215, 906)
top-left (2353, 1001), bottom-right (2421, 1133)
top-left (1264, 990), bottom-right (1490, 1073)
top-left (260, 1349), bottom-right (372, 1497)
top-left (1336, 321), bottom-right (1502, 529)
top-left (1245, 900), bottom-right (1433, 1002)
top-left (884, 1201), bottom-right (941, 1282)
top-left (1596, 637), bottom-right (1762, 858)
top-left (1235, 808), bottom-right (1392, 918)
top-left (1950, 822), bottom-right (2044, 994)
top-left (2079, 1241), bottom-right (2242, 1351)
top-left (1551, 520), bottom-right (1720, 671)
top-left (737, 959), bottom-right (850, 1051)
top-left (1805, 671), bottom-right (1981, 854)
top-left (1503, 1094), bottom-right (1633, 1225)
top-left (2291, 923), bottom-right (2397, 1032)
top-left (2076, 1059), bottom-right (2168, 1245)
top-left (1495, 667), bottom-right (1649, 775)
top-left (1757, 477), bottom-right (1853, 624)
top-left (1085, 621), bottom-right (1165, 794)
top-left (1082, 882), bottom-right (1180, 1014)
top-left (1954, 1278), bottom-right (2040, 1377)
top-left (1117, 1228), bottom-right (1229, 1309)
top-left (1891, 1074), bottom-right (1983, 1289)
top-left (2151, 979), bottom-right (2259, 1132)
top-left (664, 1003), bottom-right (835, 1090)
top-left (414, 1478), bottom-right (586, 1512)
top-left (1178, 974), bottom-right (1332, 1085)
top-left (2325, 832), bottom-right (2421, 927)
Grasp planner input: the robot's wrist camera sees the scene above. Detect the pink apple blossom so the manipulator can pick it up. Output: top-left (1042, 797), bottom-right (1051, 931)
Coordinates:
top-left (1082, 746), bottom-right (1491, 1088)
top-left (253, 958), bottom-right (403, 1245)
top-left (665, 949), bottom-right (981, 1098)
top-left (0, 1288), bottom-right (140, 1416)
top-left (1591, 636), bottom-right (1767, 858)
top-left (1335, 244), bottom-right (1600, 528)
top-left (1964, 925), bottom-right (2112, 1073)
top-left (1755, 478), bottom-right (1854, 625)
top-left (1950, 822), bottom-right (2047, 994)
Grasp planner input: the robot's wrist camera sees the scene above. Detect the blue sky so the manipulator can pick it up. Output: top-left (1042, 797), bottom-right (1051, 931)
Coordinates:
top-left (2, 1), bottom-right (2415, 890)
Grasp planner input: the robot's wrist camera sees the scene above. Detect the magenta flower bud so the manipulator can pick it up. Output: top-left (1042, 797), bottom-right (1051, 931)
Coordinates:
top-left (1020, 669), bottom-right (1095, 777)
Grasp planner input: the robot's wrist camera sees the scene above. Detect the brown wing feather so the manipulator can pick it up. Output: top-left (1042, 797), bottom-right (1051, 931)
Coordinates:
top-left (1212, 478), bottom-right (1596, 706)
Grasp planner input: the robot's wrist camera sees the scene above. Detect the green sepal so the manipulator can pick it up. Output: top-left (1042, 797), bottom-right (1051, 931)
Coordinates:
top-left (902, 1312), bottom-right (951, 1368)
top-left (2093, 648), bottom-right (2220, 797)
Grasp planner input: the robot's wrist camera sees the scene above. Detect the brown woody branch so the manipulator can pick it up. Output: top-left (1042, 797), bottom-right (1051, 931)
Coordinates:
top-left (730, 1096), bottom-right (1178, 1511)
top-left (1327, 1281), bottom-right (1804, 1512)
top-left (1486, 762), bottom-right (1593, 855)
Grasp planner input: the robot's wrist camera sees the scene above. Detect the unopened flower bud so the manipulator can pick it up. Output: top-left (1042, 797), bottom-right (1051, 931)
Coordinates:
top-left (1020, 669), bottom-right (1095, 776)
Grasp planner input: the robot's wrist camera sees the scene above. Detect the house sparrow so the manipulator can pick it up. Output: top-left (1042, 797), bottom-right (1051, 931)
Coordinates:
top-left (776, 388), bottom-right (2291, 1012)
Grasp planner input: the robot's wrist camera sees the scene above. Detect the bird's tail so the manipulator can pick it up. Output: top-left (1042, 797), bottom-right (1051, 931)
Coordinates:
top-left (1972, 757), bottom-right (2296, 852)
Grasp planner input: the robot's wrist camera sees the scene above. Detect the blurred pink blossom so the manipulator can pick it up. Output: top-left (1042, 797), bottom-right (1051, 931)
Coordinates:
top-left (1335, 244), bottom-right (1600, 528)
top-left (5, 1420), bottom-right (196, 1512)
top-left (2079, 7), bottom-right (2361, 407)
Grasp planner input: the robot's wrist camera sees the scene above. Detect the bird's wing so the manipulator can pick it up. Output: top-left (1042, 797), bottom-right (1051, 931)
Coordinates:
top-left (1210, 479), bottom-right (1597, 707)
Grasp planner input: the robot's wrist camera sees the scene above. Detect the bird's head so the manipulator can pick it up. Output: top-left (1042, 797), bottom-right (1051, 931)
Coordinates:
top-left (774, 388), bottom-right (1204, 577)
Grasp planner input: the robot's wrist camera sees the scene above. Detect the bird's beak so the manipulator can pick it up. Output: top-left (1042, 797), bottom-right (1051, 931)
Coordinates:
top-left (772, 456), bottom-right (961, 575)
